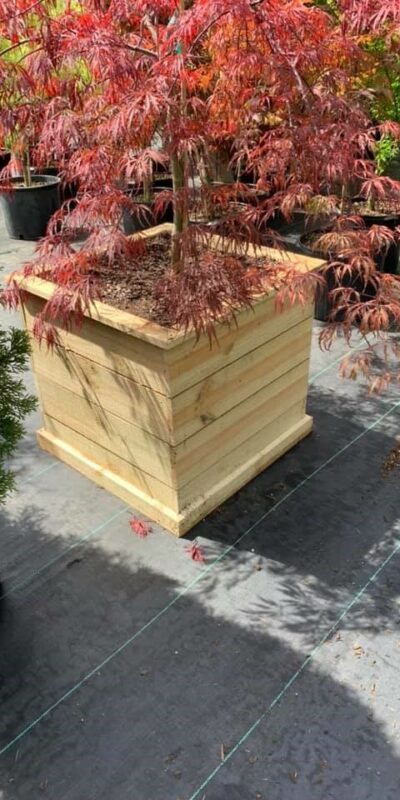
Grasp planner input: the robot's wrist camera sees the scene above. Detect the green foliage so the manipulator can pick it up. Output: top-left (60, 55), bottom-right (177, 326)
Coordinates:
top-left (0, 326), bottom-right (37, 503)
top-left (375, 134), bottom-right (400, 175)
top-left (312, 0), bottom-right (339, 18)
top-left (361, 38), bottom-right (400, 123)
top-left (370, 72), bottom-right (400, 124)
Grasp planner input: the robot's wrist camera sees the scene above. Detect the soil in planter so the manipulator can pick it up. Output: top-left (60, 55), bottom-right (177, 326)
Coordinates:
top-left (90, 233), bottom-right (267, 325)
top-left (93, 235), bottom-right (171, 323)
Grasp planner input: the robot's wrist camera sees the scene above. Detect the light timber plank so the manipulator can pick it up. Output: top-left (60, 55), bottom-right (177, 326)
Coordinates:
top-left (37, 413), bottom-right (312, 536)
top-left (179, 403), bottom-right (310, 508)
top-left (171, 318), bottom-right (312, 443)
top-left (37, 429), bottom-right (183, 530)
top-left (165, 300), bottom-right (314, 396)
top-left (14, 273), bottom-right (178, 348)
top-left (174, 361), bottom-right (310, 486)
top-left (30, 339), bottom-right (174, 443)
top-left (39, 418), bottom-right (179, 512)
top-left (11, 223), bottom-right (324, 350)
top-left (178, 414), bottom-right (313, 530)
top-left (39, 377), bottom-right (174, 485)
top-left (23, 295), bottom-right (172, 396)
top-left (24, 290), bottom-right (313, 400)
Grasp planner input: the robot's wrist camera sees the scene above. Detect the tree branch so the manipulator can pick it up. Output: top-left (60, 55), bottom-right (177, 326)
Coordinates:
top-left (14, 0), bottom-right (45, 16)
top-left (188, 0), bottom-right (266, 55)
top-left (123, 43), bottom-right (158, 60)
top-left (0, 40), bottom-right (31, 58)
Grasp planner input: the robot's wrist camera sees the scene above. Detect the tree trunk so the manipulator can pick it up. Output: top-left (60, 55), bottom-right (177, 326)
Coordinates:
top-left (22, 149), bottom-right (32, 188)
top-left (171, 152), bottom-right (187, 268)
top-left (170, 0), bottom-right (189, 270)
top-left (143, 172), bottom-right (153, 204)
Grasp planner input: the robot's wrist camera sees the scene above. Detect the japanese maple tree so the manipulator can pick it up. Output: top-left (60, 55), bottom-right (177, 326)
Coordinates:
top-left (0, 0), bottom-right (399, 389)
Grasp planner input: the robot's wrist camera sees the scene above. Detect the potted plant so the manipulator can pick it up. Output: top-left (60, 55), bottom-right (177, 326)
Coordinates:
top-left (312, 9), bottom-right (400, 273)
top-left (0, 150), bottom-right (61, 241)
top-left (0, 27), bottom-right (62, 239)
top-left (4, 0), bottom-right (399, 530)
top-left (286, 3), bottom-right (400, 319)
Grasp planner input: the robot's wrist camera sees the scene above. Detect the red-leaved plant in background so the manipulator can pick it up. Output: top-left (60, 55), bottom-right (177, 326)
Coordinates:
top-left (0, 0), bottom-right (400, 389)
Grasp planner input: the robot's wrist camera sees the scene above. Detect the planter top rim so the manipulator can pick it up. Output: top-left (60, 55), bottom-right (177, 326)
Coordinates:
top-left (11, 222), bottom-right (325, 349)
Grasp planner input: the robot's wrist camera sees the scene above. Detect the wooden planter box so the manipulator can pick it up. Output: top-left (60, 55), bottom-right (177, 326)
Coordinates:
top-left (17, 224), bottom-right (324, 535)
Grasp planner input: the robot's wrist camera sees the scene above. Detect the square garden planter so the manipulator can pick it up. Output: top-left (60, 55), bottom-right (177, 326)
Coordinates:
top-left (16, 224), bottom-right (324, 535)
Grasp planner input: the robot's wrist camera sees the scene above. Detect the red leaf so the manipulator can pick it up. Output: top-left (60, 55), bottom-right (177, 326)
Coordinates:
top-left (129, 517), bottom-right (151, 537)
top-left (185, 540), bottom-right (205, 563)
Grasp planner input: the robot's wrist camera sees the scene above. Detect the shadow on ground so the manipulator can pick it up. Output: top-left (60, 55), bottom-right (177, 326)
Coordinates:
top-left (1, 494), bottom-right (400, 800)
top-left (182, 383), bottom-right (400, 649)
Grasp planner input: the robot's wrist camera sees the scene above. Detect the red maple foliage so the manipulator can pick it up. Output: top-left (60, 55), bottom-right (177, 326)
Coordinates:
top-left (185, 540), bottom-right (205, 563)
top-left (0, 1), bottom-right (400, 388)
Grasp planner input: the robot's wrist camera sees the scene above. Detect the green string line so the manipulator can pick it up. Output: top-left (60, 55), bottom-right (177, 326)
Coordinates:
top-left (0, 396), bottom-right (399, 758)
top-left (3, 339), bottom-right (359, 600)
top-left (0, 507), bottom-right (130, 600)
top-left (187, 536), bottom-right (400, 800)
top-left (22, 461), bottom-right (58, 483)
top-left (308, 345), bottom-right (359, 385)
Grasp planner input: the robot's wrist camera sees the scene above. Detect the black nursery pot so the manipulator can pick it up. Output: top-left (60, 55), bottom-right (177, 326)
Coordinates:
top-left (122, 190), bottom-right (173, 234)
top-left (0, 175), bottom-right (61, 240)
top-left (235, 183), bottom-right (271, 208)
top-left (152, 174), bottom-right (173, 190)
top-left (352, 199), bottom-right (400, 275)
top-left (300, 231), bottom-right (336, 321)
top-left (234, 168), bottom-right (257, 185)
top-left (41, 166), bottom-right (78, 202)
top-left (299, 230), bottom-right (377, 323)
top-left (0, 151), bottom-right (10, 172)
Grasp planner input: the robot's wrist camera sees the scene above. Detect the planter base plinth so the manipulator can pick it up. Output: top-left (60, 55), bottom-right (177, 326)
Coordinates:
top-left (37, 414), bottom-right (312, 536)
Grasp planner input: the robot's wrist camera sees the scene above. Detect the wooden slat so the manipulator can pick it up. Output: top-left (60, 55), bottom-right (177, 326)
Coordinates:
top-left (30, 339), bottom-right (174, 443)
top-left (39, 418), bottom-right (179, 512)
top-left (165, 298), bottom-right (314, 396)
top-left (23, 295), bottom-right (172, 396)
top-left (24, 290), bottom-right (313, 401)
top-left (13, 223), bottom-right (324, 349)
top-left (37, 428), bottom-right (183, 528)
top-left (37, 413), bottom-right (312, 536)
top-left (37, 355), bottom-right (309, 492)
top-left (171, 317), bottom-right (312, 443)
top-left (13, 225), bottom-right (178, 348)
top-left (31, 316), bottom-right (310, 445)
top-left (39, 377), bottom-right (174, 486)
top-left (179, 405), bottom-right (311, 510)
top-left (173, 361), bottom-right (310, 487)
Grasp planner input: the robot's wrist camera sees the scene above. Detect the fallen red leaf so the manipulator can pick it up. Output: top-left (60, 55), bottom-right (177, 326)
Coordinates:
top-left (185, 540), bottom-right (205, 563)
top-left (129, 517), bottom-right (151, 537)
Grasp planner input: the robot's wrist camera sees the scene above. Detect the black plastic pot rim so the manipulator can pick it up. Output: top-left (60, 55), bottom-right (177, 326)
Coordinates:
top-left (0, 175), bottom-right (61, 192)
top-left (299, 229), bottom-right (338, 261)
top-left (350, 196), bottom-right (400, 222)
